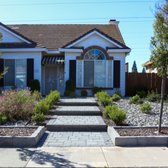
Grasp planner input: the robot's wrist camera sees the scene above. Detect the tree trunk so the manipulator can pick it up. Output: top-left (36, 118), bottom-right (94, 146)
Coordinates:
top-left (158, 77), bottom-right (166, 133)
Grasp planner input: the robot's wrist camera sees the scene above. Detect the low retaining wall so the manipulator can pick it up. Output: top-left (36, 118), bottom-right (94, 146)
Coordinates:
top-left (0, 126), bottom-right (45, 147)
top-left (108, 126), bottom-right (168, 147)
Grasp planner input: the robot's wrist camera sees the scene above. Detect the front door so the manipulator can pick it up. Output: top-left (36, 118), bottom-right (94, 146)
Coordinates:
top-left (45, 65), bottom-right (57, 95)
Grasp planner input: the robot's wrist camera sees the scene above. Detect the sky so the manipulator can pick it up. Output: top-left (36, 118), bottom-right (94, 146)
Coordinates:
top-left (0, 0), bottom-right (161, 72)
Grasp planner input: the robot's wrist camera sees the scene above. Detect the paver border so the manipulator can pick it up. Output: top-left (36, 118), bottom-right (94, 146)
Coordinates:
top-left (108, 126), bottom-right (168, 147)
top-left (0, 126), bottom-right (45, 147)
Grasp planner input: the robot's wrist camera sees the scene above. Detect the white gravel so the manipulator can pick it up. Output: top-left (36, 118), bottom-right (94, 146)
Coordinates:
top-left (115, 99), bottom-right (168, 126)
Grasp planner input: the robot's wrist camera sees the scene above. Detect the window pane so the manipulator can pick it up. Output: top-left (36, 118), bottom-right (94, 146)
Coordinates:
top-left (94, 61), bottom-right (106, 87)
top-left (4, 59), bottom-right (15, 87)
top-left (15, 59), bottom-right (27, 88)
top-left (84, 61), bottom-right (94, 87)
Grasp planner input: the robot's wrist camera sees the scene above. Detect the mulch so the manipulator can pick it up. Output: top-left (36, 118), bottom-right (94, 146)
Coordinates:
top-left (0, 127), bottom-right (36, 136)
top-left (116, 127), bottom-right (168, 136)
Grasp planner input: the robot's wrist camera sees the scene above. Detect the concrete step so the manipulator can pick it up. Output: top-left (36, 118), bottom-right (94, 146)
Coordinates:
top-left (46, 116), bottom-right (107, 132)
top-left (57, 98), bottom-right (98, 106)
top-left (41, 131), bottom-right (113, 147)
top-left (49, 106), bottom-right (101, 116)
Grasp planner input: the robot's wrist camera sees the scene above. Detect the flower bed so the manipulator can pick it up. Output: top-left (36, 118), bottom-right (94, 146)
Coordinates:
top-left (0, 126), bottom-right (45, 147)
top-left (108, 126), bottom-right (168, 147)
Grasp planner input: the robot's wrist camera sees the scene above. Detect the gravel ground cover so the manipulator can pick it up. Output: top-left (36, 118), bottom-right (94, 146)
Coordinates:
top-left (0, 127), bottom-right (36, 136)
top-left (116, 127), bottom-right (168, 136)
top-left (115, 99), bottom-right (168, 126)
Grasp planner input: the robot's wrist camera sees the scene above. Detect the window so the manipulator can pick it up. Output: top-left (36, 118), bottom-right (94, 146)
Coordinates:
top-left (84, 49), bottom-right (106, 60)
top-left (4, 59), bottom-right (27, 88)
top-left (83, 48), bottom-right (106, 88)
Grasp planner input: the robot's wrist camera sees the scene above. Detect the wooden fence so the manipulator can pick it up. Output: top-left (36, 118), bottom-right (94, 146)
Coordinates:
top-left (126, 73), bottom-right (168, 96)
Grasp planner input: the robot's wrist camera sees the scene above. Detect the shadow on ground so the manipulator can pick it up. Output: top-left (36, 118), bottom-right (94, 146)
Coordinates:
top-left (17, 147), bottom-right (91, 167)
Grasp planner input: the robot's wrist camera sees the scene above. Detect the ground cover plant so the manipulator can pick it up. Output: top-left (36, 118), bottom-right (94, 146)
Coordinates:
top-left (140, 102), bottom-right (152, 114)
top-left (96, 91), bottom-right (111, 106)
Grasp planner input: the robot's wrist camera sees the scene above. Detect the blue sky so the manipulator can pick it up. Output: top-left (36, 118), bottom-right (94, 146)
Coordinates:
top-left (0, 0), bottom-right (160, 72)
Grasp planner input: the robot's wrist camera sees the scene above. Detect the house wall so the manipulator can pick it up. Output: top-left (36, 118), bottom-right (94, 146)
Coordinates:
top-left (0, 26), bottom-right (23, 43)
top-left (0, 51), bottom-right (42, 90)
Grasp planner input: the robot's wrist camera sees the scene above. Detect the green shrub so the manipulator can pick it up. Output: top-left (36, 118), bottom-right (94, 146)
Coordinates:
top-left (65, 80), bottom-right (75, 92)
top-left (111, 94), bottom-right (121, 102)
top-left (30, 79), bottom-right (40, 92)
top-left (96, 91), bottom-right (111, 106)
top-left (140, 102), bottom-right (152, 114)
top-left (32, 91), bottom-right (41, 101)
top-left (136, 90), bottom-right (147, 98)
top-left (104, 106), bottom-right (126, 125)
top-left (92, 87), bottom-right (103, 95)
top-left (129, 95), bottom-right (141, 104)
top-left (147, 91), bottom-right (160, 102)
top-left (32, 113), bottom-right (45, 123)
top-left (35, 100), bottom-right (49, 115)
top-left (81, 90), bottom-right (88, 97)
top-left (0, 90), bottom-right (36, 121)
top-left (0, 114), bottom-right (7, 125)
top-left (45, 91), bottom-right (60, 108)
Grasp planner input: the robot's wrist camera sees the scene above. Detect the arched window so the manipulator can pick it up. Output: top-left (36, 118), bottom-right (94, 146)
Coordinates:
top-left (84, 48), bottom-right (106, 60)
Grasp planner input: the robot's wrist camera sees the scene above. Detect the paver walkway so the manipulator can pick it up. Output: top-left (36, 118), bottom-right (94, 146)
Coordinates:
top-left (43, 97), bottom-right (113, 147)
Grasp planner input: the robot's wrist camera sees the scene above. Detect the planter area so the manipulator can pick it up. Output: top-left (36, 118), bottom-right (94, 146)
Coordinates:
top-left (0, 126), bottom-right (45, 147)
top-left (108, 126), bottom-right (168, 147)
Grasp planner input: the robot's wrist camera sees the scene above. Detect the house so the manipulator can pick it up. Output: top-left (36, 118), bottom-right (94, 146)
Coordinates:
top-left (142, 61), bottom-right (157, 73)
top-left (0, 20), bottom-right (131, 96)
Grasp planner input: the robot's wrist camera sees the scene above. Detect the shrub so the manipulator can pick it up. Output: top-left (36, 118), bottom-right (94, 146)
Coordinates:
top-left (111, 94), bottom-right (121, 102)
top-left (32, 113), bottom-right (45, 123)
top-left (96, 91), bottom-right (111, 106)
top-left (0, 114), bottom-right (7, 125)
top-left (129, 95), bottom-right (141, 104)
top-left (147, 91), bottom-right (160, 102)
top-left (30, 79), bottom-right (40, 92)
top-left (81, 90), bottom-right (87, 97)
top-left (32, 90), bottom-right (41, 101)
top-left (45, 91), bottom-right (60, 108)
top-left (140, 102), bottom-right (152, 114)
top-left (104, 106), bottom-right (126, 125)
top-left (65, 80), bottom-right (75, 92)
top-left (35, 100), bottom-right (49, 115)
top-left (136, 90), bottom-right (147, 98)
top-left (0, 90), bottom-right (36, 121)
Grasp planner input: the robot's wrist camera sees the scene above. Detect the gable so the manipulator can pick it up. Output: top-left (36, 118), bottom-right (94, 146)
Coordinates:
top-left (0, 26), bottom-right (23, 43)
top-left (63, 29), bottom-right (129, 50)
top-left (74, 33), bottom-right (117, 49)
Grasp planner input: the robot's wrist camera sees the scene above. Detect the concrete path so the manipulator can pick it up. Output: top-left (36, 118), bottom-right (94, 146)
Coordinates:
top-left (1, 147), bottom-right (168, 167)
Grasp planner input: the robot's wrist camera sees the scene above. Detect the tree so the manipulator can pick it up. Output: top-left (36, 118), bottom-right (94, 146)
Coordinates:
top-left (150, 0), bottom-right (168, 133)
top-left (132, 60), bottom-right (138, 73)
top-left (142, 67), bottom-right (146, 73)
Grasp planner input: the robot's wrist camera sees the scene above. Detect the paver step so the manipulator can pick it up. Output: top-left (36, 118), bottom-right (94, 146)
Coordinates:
top-left (40, 131), bottom-right (113, 147)
top-left (46, 116), bottom-right (107, 132)
top-left (57, 98), bottom-right (98, 106)
top-left (49, 106), bottom-right (101, 116)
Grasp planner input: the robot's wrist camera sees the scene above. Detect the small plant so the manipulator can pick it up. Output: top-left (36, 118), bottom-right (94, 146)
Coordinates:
top-left (129, 95), bottom-right (141, 104)
top-left (0, 114), bottom-right (7, 125)
top-left (111, 94), bottom-right (121, 102)
top-left (104, 105), bottom-right (126, 125)
top-left (32, 113), bottom-right (45, 123)
top-left (136, 90), bottom-right (147, 98)
top-left (81, 90), bottom-right (87, 97)
top-left (30, 79), bottom-right (40, 92)
top-left (32, 90), bottom-right (41, 101)
top-left (96, 91), bottom-right (111, 106)
top-left (147, 91), bottom-right (160, 102)
top-left (65, 80), bottom-right (75, 92)
top-left (140, 102), bottom-right (152, 114)
top-left (35, 100), bottom-right (49, 115)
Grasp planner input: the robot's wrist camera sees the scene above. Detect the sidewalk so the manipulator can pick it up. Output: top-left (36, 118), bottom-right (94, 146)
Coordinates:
top-left (0, 147), bottom-right (168, 167)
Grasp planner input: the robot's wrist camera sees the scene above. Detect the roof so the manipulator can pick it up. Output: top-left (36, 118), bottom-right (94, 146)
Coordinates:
top-left (7, 24), bottom-right (127, 50)
top-left (142, 61), bottom-right (153, 67)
